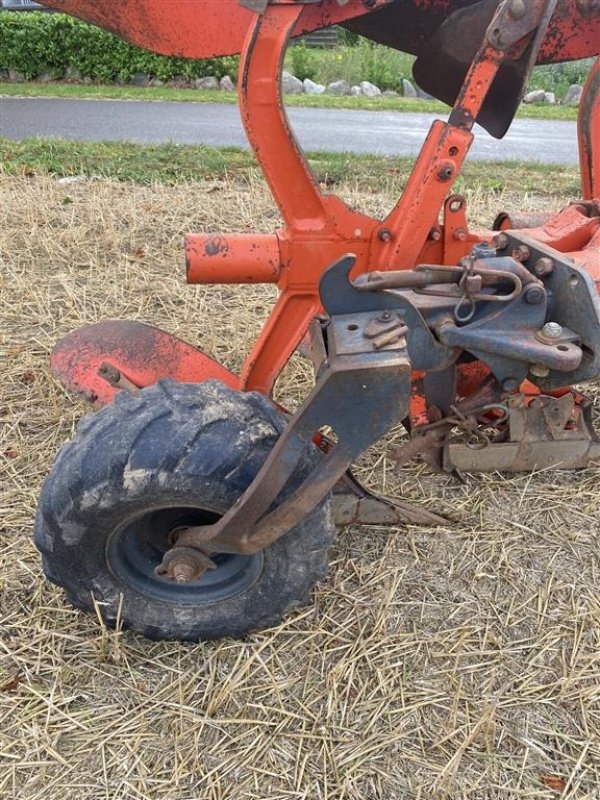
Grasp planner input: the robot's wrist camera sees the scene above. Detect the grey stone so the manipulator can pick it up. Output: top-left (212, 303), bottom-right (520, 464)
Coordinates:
top-left (169, 76), bottom-right (188, 88)
top-left (0, 69), bottom-right (9, 81)
top-left (350, 85), bottom-right (361, 96)
top-left (130, 72), bottom-right (149, 87)
top-left (360, 80), bottom-right (381, 97)
top-left (416, 85), bottom-right (433, 100)
top-left (150, 78), bottom-right (164, 87)
top-left (8, 69), bottom-right (25, 83)
top-left (281, 71), bottom-right (304, 94)
top-left (195, 76), bottom-right (219, 90)
top-left (83, 76), bottom-right (93, 85)
top-left (303, 78), bottom-right (325, 95)
top-left (37, 72), bottom-right (53, 84)
top-left (523, 89), bottom-right (547, 104)
top-left (402, 78), bottom-right (417, 98)
top-left (382, 90), bottom-right (399, 98)
top-left (327, 80), bottom-right (352, 96)
top-left (65, 66), bottom-right (82, 82)
top-left (544, 91), bottom-right (556, 105)
top-left (219, 75), bottom-right (236, 92)
top-left (57, 176), bottom-right (87, 185)
top-left (563, 84), bottom-right (582, 106)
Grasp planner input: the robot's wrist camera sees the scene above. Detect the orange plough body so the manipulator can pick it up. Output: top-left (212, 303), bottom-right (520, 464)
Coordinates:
top-left (43, 0), bottom-right (599, 429)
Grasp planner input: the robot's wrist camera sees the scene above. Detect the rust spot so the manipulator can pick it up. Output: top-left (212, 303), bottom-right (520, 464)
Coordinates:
top-left (204, 235), bottom-right (230, 257)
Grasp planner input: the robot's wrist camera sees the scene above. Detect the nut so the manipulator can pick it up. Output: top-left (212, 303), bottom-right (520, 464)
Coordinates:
top-left (541, 321), bottom-right (563, 340)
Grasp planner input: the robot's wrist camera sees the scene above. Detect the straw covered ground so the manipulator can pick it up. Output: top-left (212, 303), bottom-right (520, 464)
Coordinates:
top-left (1, 162), bottom-right (599, 800)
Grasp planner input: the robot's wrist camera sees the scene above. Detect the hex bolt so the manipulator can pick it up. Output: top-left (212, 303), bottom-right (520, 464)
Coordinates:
top-left (541, 321), bottom-right (563, 340)
top-left (378, 228), bottom-right (392, 242)
top-left (511, 245), bottom-right (531, 262)
top-left (453, 228), bottom-right (467, 242)
top-left (428, 227), bottom-right (442, 242)
top-left (524, 285), bottom-right (545, 305)
top-left (530, 364), bottom-right (550, 378)
top-left (493, 233), bottom-right (508, 251)
top-left (173, 563), bottom-right (197, 584)
top-left (508, 0), bottom-right (526, 19)
top-left (534, 257), bottom-right (554, 277)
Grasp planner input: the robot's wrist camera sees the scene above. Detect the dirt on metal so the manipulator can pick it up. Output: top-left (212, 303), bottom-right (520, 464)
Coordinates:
top-left (1, 170), bottom-right (600, 798)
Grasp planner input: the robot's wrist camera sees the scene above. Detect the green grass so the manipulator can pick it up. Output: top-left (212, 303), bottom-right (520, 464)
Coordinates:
top-left (0, 81), bottom-right (579, 121)
top-left (0, 137), bottom-right (581, 197)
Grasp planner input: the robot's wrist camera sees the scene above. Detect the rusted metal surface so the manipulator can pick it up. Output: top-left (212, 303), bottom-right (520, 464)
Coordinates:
top-left (331, 472), bottom-right (447, 526)
top-left (391, 400), bottom-right (510, 472)
top-left (491, 232), bottom-right (600, 390)
top-left (445, 393), bottom-right (600, 472)
top-left (578, 55), bottom-right (600, 202)
top-left (156, 256), bottom-right (415, 573)
top-left (51, 321), bottom-right (238, 406)
top-left (41, 0), bottom-right (600, 542)
top-left (412, 0), bottom-right (560, 137)
top-left (97, 362), bottom-right (141, 397)
top-left (344, 0), bottom-right (600, 64)
top-left (493, 210), bottom-right (556, 231)
top-left (37, 0), bottom-right (393, 59)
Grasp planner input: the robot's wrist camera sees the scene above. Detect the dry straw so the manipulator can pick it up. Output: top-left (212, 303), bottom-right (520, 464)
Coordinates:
top-left (1, 172), bottom-right (599, 799)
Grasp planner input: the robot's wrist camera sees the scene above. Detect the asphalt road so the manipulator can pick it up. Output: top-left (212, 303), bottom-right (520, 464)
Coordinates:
top-left (0, 96), bottom-right (578, 164)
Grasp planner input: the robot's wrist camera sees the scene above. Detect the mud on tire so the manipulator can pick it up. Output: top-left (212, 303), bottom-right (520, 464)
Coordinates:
top-left (34, 380), bottom-right (334, 641)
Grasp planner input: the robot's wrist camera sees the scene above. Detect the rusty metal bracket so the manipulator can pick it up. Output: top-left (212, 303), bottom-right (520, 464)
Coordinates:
top-left (445, 393), bottom-right (600, 472)
top-left (156, 255), bottom-right (416, 575)
top-left (492, 232), bottom-right (600, 390)
top-left (332, 471), bottom-right (447, 527)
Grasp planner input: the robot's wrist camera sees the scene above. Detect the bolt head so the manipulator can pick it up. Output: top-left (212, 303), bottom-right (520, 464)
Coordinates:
top-left (534, 257), bottom-right (554, 277)
top-left (530, 364), bottom-right (550, 378)
top-left (508, 0), bottom-right (526, 19)
top-left (493, 233), bottom-right (509, 251)
top-left (524, 285), bottom-right (545, 305)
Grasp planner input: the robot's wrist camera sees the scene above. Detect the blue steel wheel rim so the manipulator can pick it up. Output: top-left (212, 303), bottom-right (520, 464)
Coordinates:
top-left (106, 506), bottom-right (264, 606)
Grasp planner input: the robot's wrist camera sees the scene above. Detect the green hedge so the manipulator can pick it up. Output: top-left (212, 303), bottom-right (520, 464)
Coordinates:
top-left (0, 11), bottom-right (239, 82)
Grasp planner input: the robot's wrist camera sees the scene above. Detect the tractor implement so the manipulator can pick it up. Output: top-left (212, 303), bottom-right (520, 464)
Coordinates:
top-left (32, 0), bottom-right (600, 641)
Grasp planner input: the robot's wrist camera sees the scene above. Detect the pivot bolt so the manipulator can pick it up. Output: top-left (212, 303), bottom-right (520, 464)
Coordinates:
top-left (511, 245), bottom-right (531, 262)
top-left (438, 162), bottom-right (455, 181)
top-left (524, 285), bottom-right (545, 305)
top-left (541, 321), bottom-right (563, 340)
top-left (508, 0), bottom-right (526, 19)
top-left (534, 257), bottom-right (554, 277)
top-left (493, 233), bottom-right (509, 251)
top-left (530, 364), bottom-right (550, 378)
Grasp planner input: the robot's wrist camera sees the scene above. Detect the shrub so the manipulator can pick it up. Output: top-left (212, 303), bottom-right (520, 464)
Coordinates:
top-left (289, 44), bottom-right (318, 82)
top-left (0, 11), bottom-right (239, 83)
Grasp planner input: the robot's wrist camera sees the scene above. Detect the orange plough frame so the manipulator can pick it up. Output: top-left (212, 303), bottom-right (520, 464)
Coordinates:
top-left (45, 0), bottom-right (599, 422)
